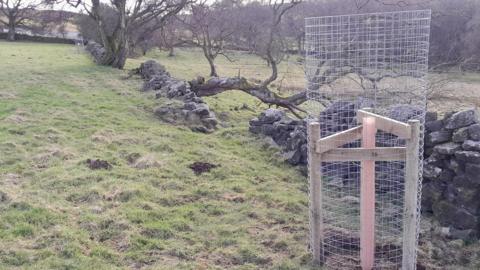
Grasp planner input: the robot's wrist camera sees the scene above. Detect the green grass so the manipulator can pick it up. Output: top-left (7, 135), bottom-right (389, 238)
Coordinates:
top-left (0, 41), bottom-right (315, 269)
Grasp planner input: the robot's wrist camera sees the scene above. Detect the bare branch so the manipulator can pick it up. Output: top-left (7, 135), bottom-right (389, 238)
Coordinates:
top-left (0, 0), bottom-right (41, 40)
top-left (190, 76), bottom-right (308, 118)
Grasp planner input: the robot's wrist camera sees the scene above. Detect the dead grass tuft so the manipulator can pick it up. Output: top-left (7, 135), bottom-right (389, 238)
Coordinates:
top-left (0, 91), bottom-right (17, 99)
top-left (91, 130), bottom-right (115, 144)
top-left (3, 173), bottom-right (22, 186)
top-left (221, 193), bottom-right (246, 203)
top-left (32, 146), bottom-right (75, 168)
top-left (130, 154), bottom-right (164, 169)
top-left (4, 110), bottom-right (29, 124)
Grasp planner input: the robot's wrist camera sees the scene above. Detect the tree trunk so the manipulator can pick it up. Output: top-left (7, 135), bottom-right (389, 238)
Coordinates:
top-left (94, 37), bottom-right (128, 69)
top-left (200, 44), bottom-right (218, 77)
top-left (90, 0), bottom-right (129, 69)
top-left (207, 56), bottom-right (218, 77)
top-left (110, 0), bottom-right (128, 69)
top-left (168, 46), bottom-right (175, 57)
top-left (110, 46), bottom-right (128, 69)
top-left (297, 36), bottom-right (304, 55)
top-left (7, 24), bottom-right (15, 41)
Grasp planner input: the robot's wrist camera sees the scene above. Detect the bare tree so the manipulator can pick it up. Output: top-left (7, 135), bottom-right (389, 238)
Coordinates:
top-left (461, 2), bottom-right (480, 71)
top-left (182, 0), bottom-right (237, 77)
top-left (0, 0), bottom-right (41, 41)
top-left (354, 0), bottom-right (415, 10)
top-left (129, 18), bottom-right (163, 56)
top-left (234, 2), bottom-right (269, 53)
top-left (54, 0), bottom-right (189, 69)
top-left (33, 10), bottom-right (74, 37)
top-left (284, 8), bottom-right (304, 55)
top-left (190, 0), bottom-right (307, 117)
top-left (259, 0), bottom-right (302, 87)
top-left (75, 4), bottom-right (117, 43)
top-left (422, 0), bottom-right (479, 71)
top-left (154, 15), bottom-right (186, 57)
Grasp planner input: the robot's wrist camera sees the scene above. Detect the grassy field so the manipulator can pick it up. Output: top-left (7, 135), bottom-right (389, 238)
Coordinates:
top-left (0, 42), bottom-right (314, 269)
top-left (2, 41), bottom-right (480, 270)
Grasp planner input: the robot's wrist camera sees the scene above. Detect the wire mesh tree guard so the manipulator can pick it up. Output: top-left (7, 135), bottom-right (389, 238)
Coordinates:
top-left (305, 10), bottom-right (431, 270)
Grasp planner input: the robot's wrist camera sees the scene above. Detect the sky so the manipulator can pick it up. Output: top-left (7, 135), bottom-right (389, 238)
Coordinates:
top-left (43, 0), bottom-right (291, 13)
top-left (43, 0), bottom-right (222, 13)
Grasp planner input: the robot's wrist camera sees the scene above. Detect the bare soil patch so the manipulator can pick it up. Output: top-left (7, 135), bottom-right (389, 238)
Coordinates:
top-left (86, 159), bottom-right (112, 170)
top-left (188, 162), bottom-right (219, 175)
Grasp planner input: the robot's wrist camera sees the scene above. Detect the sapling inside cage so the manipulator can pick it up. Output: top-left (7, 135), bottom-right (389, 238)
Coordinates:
top-left (305, 10), bottom-right (431, 269)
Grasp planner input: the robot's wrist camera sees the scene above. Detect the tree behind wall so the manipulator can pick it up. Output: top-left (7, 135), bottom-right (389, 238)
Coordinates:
top-left (0, 0), bottom-right (40, 41)
top-left (75, 4), bottom-right (119, 45)
top-left (59, 0), bottom-right (188, 69)
top-left (182, 0), bottom-right (238, 77)
top-left (190, 0), bottom-right (307, 117)
top-left (157, 16), bottom-right (184, 57)
top-left (462, 2), bottom-right (480, 71)
top-left (33, 10), bottom-right (74, 38)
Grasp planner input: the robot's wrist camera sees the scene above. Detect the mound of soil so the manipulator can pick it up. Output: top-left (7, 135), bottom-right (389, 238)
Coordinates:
top-left (86, 159), bottom-right (112, 170)
top-left (0, 191), bottom-right (9, 203)
top-left (189, 162), bottom-right (218, 175)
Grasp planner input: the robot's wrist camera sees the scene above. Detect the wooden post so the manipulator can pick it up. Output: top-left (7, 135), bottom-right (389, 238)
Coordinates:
top-left (402, 120), bottom-right (420, 270)
top-left (308, 122), bottom-right (323, 264)
top-left (360, 117), bottom-right (377, 270)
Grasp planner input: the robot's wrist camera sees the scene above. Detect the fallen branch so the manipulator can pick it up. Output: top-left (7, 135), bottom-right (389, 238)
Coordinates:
top-left (189, 76), bottom-right (308, 118)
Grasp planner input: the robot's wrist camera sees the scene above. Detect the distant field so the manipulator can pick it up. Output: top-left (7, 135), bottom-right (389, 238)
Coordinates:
top-left (428, 72), bottom-right (480, 114)
top-left (0, 41), bottom-right (313, 269)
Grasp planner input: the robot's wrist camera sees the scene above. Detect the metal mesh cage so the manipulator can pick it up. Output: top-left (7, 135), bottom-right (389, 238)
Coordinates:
top-left (305, 10), bottom-right (431, 269)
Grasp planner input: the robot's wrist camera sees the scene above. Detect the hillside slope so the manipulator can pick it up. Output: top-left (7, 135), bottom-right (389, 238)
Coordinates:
top-left (0, 42), bottom-right (312, 269)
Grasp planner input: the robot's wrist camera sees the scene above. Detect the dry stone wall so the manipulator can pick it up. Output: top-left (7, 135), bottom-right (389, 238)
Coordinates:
top-left (422, 109), bottom-right (480, 239)
top-left (249, 109), bottom-right (308, 165)
top-left (85, 41), bottom-right (106, 63)
top-left (136, 60), bottom-right (218, 133)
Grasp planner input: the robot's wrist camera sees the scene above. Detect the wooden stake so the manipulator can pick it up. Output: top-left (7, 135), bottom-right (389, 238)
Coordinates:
top-left (402, 120), bottom-right (420, 270)
top-left (321, 147), bottom-right (406, 162)
top-left (360, 117), bottom-right (377, 270)
top-left (308, 122), bottom-right (323, 264)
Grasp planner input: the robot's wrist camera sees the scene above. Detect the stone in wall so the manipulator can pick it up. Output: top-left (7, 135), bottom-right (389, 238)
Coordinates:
top-left (136, 60), bottom-right (218, 133)
top-left (444, 109), bottom-right (479, 130)
top-left (249, 109), bottom-right (307, 165)
top-left (468, 124), bottom-right (480, 141)
top-left (137, 60), bottom-right (170, 81)
top-left (85, 41), bottom-right (106, 63)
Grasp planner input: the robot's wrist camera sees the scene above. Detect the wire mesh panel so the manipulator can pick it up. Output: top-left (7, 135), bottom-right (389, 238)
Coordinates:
top-left (305, 10), bottom-right (431, 269)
